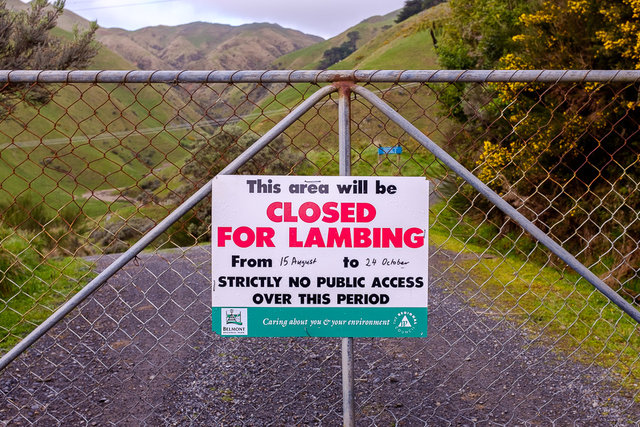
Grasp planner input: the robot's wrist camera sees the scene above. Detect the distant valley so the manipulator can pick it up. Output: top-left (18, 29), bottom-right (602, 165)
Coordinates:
top-left (0, 0), bottom-right (447, 241)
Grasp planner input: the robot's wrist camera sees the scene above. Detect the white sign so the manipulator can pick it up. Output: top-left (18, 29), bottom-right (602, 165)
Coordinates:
top-left (211, 175), bottom-right (429, 337)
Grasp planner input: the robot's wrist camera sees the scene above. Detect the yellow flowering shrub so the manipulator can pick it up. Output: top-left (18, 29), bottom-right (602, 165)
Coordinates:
top-left (596, 0), bottom-right (640, 68)
top-left (439, 0), bottom-right (640, 291)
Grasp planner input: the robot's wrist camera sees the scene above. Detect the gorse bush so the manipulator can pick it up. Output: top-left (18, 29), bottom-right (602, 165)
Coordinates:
top-left (437, 0), bottom-right (640, 297)
top-left (0, 194), bottom-right (51, 232)
top-left (0, 226), bottom-right (39, 298)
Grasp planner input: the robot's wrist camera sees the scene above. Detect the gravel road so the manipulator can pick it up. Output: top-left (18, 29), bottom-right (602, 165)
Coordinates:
top-left (1, 245), bottom-right (638, 425)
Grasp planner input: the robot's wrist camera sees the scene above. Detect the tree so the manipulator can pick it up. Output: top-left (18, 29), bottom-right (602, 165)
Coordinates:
top-left (318, 31), bottom-right (360, 69)
top-left (0, 0), bottom-right (98, 113)
top-left (180, 126), bottom-right (303, 240)
top-left (395, 0), bottom-right (446, 24)
top-left (396, 0), bottom-right (424, 23)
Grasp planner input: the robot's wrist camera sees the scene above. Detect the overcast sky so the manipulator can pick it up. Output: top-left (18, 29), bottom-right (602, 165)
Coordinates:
top-left (46, 0), bottom-right (406, 39)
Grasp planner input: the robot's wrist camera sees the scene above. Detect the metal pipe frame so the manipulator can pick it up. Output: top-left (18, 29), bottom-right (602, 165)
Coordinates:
top-left (2, 73), bottom-right (639, 378)
top-left (338, 84), bottom-right (355, 427)
top-left (351, 84), bottom-right (640, 324)
top-left (0, 84), bottom-right (338, 371)
top-left (3, 69), bottom-right (640, 84)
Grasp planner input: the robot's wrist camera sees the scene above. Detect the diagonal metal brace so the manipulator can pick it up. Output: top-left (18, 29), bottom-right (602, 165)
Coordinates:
top-left (351, 84), bottom-right (640, 325)
top-left (0, 84), bottom-right (338, 371)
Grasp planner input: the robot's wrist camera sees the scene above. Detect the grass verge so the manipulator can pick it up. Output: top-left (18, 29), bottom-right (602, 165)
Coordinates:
top-left (0, 227), bottom-right (95, 354)
top-left (429, 200), bottom-right (640, 391)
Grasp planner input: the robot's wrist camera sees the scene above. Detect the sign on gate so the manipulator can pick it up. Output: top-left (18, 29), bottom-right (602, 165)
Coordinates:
top-left (211, 175), bottom-right (429, 337)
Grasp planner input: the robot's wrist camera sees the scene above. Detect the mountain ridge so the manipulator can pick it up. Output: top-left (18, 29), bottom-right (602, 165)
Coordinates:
top-left (96, 22), bottom-right (322, 70)
top-left (6, 0), bottom-right (323, 70)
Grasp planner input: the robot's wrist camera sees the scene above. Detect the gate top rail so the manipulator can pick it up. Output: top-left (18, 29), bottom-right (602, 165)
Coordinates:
top-left (2, 69), bottom-right (640, 84)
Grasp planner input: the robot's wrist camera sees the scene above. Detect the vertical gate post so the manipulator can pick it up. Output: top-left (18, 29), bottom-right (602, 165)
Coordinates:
top-left (338, 82), bottom-right (355, 427)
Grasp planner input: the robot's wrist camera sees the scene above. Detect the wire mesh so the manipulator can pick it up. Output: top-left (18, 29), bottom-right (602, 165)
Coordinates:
top-left (0, 71), bottom-right (638, 425)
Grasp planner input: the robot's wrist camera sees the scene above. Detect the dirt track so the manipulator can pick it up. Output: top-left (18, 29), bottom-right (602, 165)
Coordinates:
top-left (1, 245), bottom-right (638, 425)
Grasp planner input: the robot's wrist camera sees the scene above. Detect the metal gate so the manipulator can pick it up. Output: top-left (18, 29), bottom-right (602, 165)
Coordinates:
top-left (0, 70), bottom-right (639, 425)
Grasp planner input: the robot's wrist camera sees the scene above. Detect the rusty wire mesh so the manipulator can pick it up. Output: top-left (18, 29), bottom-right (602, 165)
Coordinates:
top-left (0, 71), bottom-right (638, 425)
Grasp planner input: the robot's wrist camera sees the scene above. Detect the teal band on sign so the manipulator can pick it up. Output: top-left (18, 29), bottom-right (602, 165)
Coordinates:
top-left (212, 307), bottom-right (427, 337)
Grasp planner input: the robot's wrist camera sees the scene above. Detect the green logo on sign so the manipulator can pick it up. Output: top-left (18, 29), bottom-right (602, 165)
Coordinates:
top-left (226, 309), bottom-right (243, 325)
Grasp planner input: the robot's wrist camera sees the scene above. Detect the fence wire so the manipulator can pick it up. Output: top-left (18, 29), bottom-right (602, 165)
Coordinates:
top-left (0, 70), bottom-right (638, 425)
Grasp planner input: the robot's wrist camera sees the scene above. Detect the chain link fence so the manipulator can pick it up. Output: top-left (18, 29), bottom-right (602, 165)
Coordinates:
top-left (0, 70), bottom-right (638, 425)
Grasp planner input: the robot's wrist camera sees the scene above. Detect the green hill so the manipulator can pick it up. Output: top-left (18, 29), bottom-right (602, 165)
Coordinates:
top-left (258, 3), bottom-right (450, 142)
top-left (0, 80), bottom-right (201, 212)
top-left (265, 2), bottom-right (449, 110)
top-left (273, 11), bottom-right (398, 70)
top-left (331, 3), bottom-right (448, 69)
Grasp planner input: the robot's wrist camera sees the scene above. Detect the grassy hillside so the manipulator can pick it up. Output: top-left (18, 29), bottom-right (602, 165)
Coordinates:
top-left (49, 27), bottom-right (133, 70)
top-left (1, 23), bottom-right (201, 213)
top-left (264, 3), bottom-right (448, 110)
top-left (0, 82), bottom-right (200, 208)
top-left (1, 1), bottom-right (450, 215)
top-left (332, 3), bottom-right (448, 69)
top-left (1, 1), bottom-right (449, 221)
top-left (273, 11), bottom-right (398, 70)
